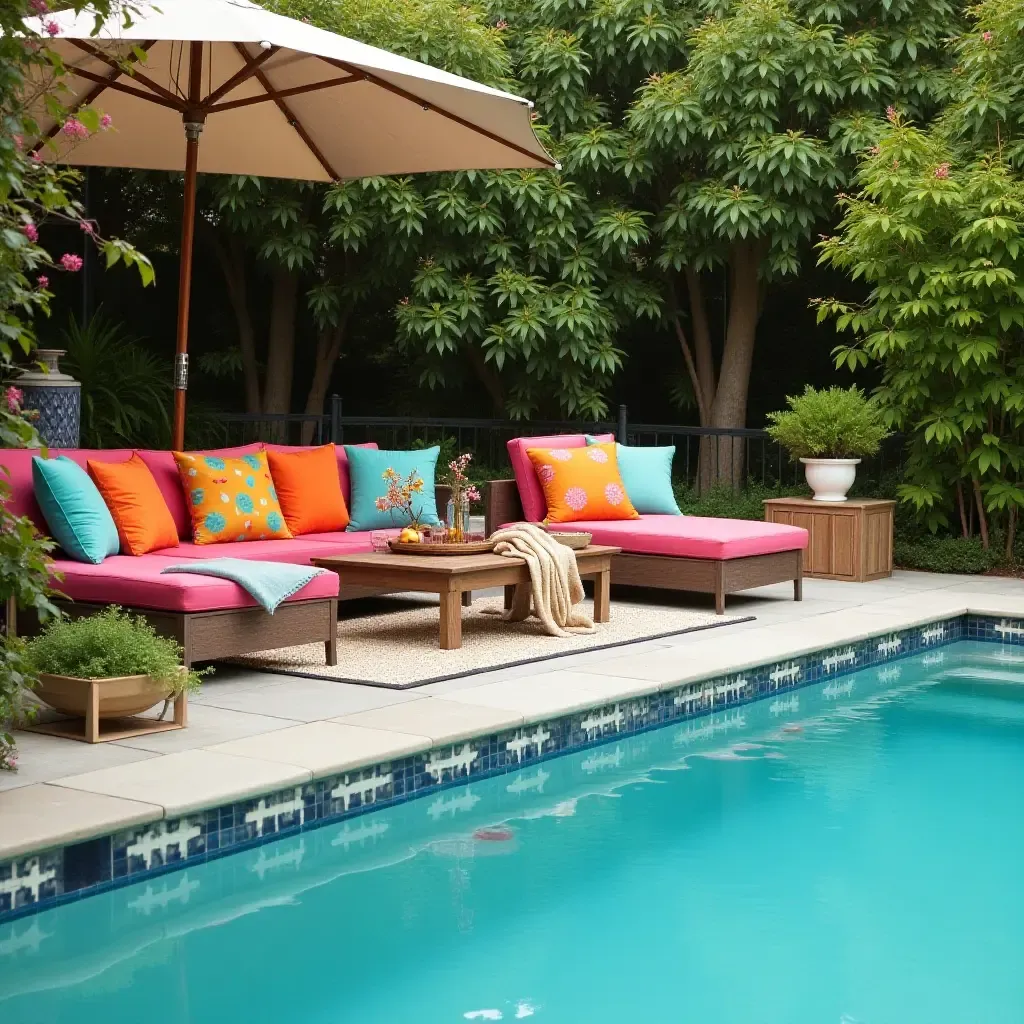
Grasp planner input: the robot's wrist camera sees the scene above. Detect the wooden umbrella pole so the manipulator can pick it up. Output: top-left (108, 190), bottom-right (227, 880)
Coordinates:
top-left (171, 41), bottom-right (206, 451)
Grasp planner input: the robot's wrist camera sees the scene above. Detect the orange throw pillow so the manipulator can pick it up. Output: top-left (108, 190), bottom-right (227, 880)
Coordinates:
top-left (173, 450), bottom-right (292, 545)
top-left (526, 442), bottom-right (640, 524)
top-left (87, 454), bottom-right (179, 555)
top-left (266, 444), bottom-right (349, 535)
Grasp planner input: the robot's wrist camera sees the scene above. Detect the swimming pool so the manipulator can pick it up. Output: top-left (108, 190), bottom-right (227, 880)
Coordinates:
top-left (2, 639), bottom-right (1023, 1022)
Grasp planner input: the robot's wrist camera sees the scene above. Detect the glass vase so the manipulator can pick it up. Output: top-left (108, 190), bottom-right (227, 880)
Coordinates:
top-left (446, 498), bottom-right (469, 543)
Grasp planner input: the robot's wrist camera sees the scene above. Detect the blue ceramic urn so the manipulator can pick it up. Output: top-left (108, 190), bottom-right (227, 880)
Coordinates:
top-left (17, 349), bottom-right (81, 448)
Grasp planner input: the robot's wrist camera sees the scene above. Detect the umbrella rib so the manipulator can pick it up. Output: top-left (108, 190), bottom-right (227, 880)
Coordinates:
top-left (202, 45), bottom-right (280, 107)
top-left (69, 66), bottom-right (186, 110)
top-left (315, 55), bottom-right (554, 168)
top-left (68, 39), bottom-right (184, 107)
top-left (232, 41), bottom-right (338, 180)
top-left (30, 40), bottom-right (161, 154)
top-left (207, 74), bottom-right (360, 113)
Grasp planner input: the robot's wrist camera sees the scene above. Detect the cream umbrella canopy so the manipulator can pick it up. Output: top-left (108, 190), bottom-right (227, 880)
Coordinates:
top-left (28, 0), bottom-right (554, 446)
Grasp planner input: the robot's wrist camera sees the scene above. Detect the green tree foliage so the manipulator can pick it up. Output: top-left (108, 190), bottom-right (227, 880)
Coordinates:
top-left (817, 2), bottom-right (1024, 557)
top-left (627, 0), bottom-right (957, 481)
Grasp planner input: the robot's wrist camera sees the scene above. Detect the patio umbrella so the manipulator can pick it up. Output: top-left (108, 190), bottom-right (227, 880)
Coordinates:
top-left (27, 0), bottom-right (554, 447)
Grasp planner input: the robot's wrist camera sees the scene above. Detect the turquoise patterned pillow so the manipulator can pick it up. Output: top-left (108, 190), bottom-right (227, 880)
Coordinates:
top-left (586, 438), bottom-right (681, 515)
top-left (345, 446), bottom-right (441, 531)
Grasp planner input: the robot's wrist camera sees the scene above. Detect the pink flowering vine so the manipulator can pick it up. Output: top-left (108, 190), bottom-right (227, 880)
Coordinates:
top-left (60, 253), bottom-right (83, 272)
top-left (982, 30), bottom-right (993, 43)
top-left (934, 163), bottom-right (950, 179)
top-left (44, 19), bottom-right (59, 36)
top-left (62, 117), bottom-right (89, 139)
top-left (80, 220), bottom-right (95, 235)
top-left (100, 113), bottom-right (113, 129)
top-left (885, 105), bottom-right (898, 123)
top-left (37, 274), bottom-right (49, 289)
top-left (23, 222), bottom-right (38, 243)
top-left (6, 386), bottom-right (24, 413)
top-left (29, 0), bottom-right (49, 13)
top-left (868, 145), bottom-right (881, 156)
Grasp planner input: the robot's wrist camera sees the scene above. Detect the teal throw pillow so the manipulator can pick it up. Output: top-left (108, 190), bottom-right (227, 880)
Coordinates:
top-left (586, 437), bottom-right (681, 515)
top-left (32, 456), bottom-right (120, 563)
top-left (344, 446), bottom-right (442, 531)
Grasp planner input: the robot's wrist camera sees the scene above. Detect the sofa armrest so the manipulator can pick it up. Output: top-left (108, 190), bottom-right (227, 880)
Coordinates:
top-left (485, 479), bottom-right (525, 536)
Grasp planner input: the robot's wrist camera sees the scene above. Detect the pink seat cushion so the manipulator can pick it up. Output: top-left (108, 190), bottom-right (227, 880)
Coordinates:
top-left (151, 537), bottom-right (359, 564)
top-left (507, 433), bottom-right (614, 522)
top-left (262, 441), bottom-right (377, 509)
top-left (1, 448), bottom-right (134, 535)
top-left (559, 514), bottom-right (808, 560)
top-left (52, 554), bottom-right (339, 613)
top-left (136, 445), bottom-right (262, 540)
top-left (294, 530), bottom-right (376, 552)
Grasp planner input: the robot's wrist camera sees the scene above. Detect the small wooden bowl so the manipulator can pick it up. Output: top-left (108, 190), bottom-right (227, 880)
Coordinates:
top-left (546, 531), bottom-right (592, 550)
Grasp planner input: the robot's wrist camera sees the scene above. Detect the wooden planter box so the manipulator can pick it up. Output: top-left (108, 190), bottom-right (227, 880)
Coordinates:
top-left (764, 497), bottom-right (895, 582)
top-left (27, 671), bottom-right (188, 744)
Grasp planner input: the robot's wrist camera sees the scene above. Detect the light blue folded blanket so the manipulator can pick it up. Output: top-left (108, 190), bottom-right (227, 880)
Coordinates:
top-left (161, 558), bottom-right (327, 614)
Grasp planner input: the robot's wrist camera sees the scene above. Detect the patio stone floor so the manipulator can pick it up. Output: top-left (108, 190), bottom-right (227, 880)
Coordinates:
top-left (1, 570), bottom-right (1022, 860)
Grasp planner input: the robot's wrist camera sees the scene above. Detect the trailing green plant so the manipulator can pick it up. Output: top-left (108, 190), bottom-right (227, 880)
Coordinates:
top-left (25, 607), bottom-right (205, 696)
top-left (57, 309), bottom-right (171, 448)
top-left (765, 386), bottom-right (891, 460)
top-left (1, 0), bottom-right (155, 770)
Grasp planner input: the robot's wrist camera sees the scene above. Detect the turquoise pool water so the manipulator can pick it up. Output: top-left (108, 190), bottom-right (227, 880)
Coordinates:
top-left (2, 639), bottom-right (1023, 1023)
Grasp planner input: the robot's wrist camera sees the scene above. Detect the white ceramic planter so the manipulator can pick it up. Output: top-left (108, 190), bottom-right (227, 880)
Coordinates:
top-left (800, 458), bottom-right (861, 502)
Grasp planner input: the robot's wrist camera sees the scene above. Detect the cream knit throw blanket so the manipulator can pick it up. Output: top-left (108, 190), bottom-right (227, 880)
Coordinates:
top-left (489, 522), bottom-right (596, 637)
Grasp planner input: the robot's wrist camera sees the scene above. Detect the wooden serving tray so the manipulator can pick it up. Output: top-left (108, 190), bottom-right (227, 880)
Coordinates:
top-left (388, 539), bottom-right (495, 556)
top-left (547, 531), bottom-right (592, 550)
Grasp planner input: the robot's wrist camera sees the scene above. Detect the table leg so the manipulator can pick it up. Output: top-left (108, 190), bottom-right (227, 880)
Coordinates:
top-left (593, 567), bottom-right (611, 623)
top-left (439, 590), bottom-right (463, 650)
top-left (462, 591), bottom-right (473, 608)
top-left (504, 585), bottom-right (516, 611)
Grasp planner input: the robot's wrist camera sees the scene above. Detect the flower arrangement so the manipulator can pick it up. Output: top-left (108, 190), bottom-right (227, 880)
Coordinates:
top-left (441, 453), bottom-right (482, 542)
top-left (375, 467), bottom-right (428, 530)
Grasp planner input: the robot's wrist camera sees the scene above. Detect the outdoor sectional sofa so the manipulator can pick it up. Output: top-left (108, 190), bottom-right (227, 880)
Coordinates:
top-left (486, 433), bottom-right (809, 614)
top-left (1, 442), bottom-right (407, 667)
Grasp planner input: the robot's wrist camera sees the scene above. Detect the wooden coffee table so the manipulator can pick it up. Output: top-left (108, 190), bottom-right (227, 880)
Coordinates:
top-left (312, 545), bottom-right (619, 650)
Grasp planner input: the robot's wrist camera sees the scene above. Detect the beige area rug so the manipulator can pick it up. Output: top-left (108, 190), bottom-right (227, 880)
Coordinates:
top-left (228, 595), bottom-right (751, 689)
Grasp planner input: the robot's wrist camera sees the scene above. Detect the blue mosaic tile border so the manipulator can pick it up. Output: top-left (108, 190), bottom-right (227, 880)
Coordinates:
top-left (2, 612), bottom-right (1021, 923)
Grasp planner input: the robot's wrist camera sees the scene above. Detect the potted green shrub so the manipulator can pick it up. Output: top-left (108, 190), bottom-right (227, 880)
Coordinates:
top-left (25, 607), bottom-right (204, 743)
top-left (766, 386), bottom-right (891, 502)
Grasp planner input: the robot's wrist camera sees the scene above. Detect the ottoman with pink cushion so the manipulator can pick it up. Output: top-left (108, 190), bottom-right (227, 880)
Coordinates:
top-left (487, 433), bottom-right (809, 614)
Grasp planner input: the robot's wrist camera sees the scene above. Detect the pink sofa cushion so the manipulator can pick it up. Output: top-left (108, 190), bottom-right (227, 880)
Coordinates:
top-left (151, 537), bottom-right (366, 564)
top-left (507, 433), bottom-right (614, 522)
top-left (51, 553), bottom-right (339, 613)
top-left (1, 448), bottom-right (134, 535)
top-left (136, 445), bottom-right (262, 540)
top-left (559, 514), bottom-right (808, 560)
top-left (262, 441), bottom-right (377, 509)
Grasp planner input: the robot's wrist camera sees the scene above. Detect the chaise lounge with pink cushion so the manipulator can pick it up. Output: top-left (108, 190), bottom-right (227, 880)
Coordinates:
top-left (486, 433), bottom-right (809, 614)
top-left (1, 443), bottom-right (391, 667)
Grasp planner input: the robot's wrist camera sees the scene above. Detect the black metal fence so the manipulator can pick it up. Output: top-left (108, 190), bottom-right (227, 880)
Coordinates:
top-left (213, 396), bottom-right (904, 492)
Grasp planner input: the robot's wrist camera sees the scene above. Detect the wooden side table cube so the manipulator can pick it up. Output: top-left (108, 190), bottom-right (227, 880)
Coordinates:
top-left (764, 497), bottom-right (896, 582)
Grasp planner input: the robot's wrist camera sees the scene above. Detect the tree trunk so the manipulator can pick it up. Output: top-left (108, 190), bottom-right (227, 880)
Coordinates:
top-left (301, 312), bottom-right (350, 445)
top-left (972, 476), bottom-right (990, 550)
top-left (207, 228), bottom-right (261, 413)
top-left (709, 240), bottom-right (764, 490)
top-left (1005, 504), bottom-right (1017, 562)
top-left (261, 267), bottom-right (300, 425)
top-left (465, 343), bottom-right (506, 416)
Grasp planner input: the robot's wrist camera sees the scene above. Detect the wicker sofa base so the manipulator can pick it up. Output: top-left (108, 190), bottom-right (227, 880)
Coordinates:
top-left (47, 597), bottom-right (339, 668)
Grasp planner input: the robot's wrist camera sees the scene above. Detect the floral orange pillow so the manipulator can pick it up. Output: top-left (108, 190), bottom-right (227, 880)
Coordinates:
top-left (526, 442), bottom-right (639, 523)
top-left (173, 451), bottom-right (292, 545)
